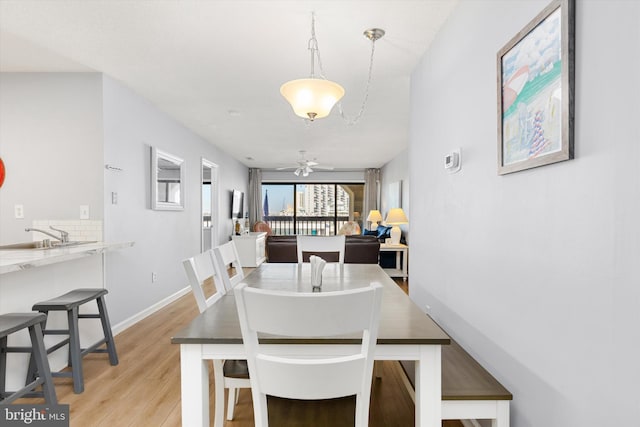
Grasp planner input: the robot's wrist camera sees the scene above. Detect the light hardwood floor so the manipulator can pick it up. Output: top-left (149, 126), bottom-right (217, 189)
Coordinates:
top-left (16, 273), bottom-right (461, 427)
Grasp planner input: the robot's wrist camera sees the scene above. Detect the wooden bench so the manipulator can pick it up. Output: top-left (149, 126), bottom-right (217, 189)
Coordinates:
top-left (399, 339), bottom-right (512, 427)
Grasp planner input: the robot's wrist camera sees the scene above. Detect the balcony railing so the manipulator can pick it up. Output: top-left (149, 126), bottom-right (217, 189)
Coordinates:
top-left (264, 215), bottom-right (356, 235)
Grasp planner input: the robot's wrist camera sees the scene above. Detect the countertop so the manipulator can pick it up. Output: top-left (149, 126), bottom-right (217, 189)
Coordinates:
top-left (0, 241), bottom-right (134, 275)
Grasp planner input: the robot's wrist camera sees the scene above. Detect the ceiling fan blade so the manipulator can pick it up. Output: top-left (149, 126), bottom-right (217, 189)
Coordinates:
top-left (313, 166), bottom-right (334, 170)
top-left (276, 166), bottom-right (296, 170)
top-left (306, 161), bottom-right (319, 167)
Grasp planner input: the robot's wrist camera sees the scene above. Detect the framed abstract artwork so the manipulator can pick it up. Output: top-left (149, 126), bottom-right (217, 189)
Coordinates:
top-left (497, 0), bottom-right (575, 175)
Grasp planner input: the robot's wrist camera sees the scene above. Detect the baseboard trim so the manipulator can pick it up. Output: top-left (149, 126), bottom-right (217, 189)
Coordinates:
top-left (111, 286), bottom-right (191, 335)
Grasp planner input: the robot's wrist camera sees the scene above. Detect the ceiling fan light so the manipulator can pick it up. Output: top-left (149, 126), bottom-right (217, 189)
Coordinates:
top-left (294, 168), bottom-right (301, 176)
top-left (280, 78), bottom-right (345, 120)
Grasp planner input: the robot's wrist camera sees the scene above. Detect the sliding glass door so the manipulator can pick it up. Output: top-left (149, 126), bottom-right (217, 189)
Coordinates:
top-left (262, 183), bottom-right (364, 235)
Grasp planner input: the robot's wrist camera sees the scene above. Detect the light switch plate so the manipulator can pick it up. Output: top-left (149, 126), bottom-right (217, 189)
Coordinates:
top-left (80, 205), bottom-right (90, 219)
top-left (14, 204), bottom-right (24, 219)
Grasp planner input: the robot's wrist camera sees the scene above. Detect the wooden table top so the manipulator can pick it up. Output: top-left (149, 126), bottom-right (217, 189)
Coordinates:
top-left (172, 263), bottom-right (450, 346)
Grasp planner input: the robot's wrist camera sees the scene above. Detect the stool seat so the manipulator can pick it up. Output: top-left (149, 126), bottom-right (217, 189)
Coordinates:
top-left (29, 288), bottom-right (118, 394)
top-left (1, 313), bottom-right (57, 405)
top-left (0, 313), bottom-right (47, 338)
top-left (32, 288), bottom-right (108, 311)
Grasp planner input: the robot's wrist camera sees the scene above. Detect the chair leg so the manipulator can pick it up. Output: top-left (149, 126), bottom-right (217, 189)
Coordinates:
top-left (67, 307), bottom-right (84, 394)
top-left (96, 296), bottom-right (118, 365)
top-left (252, 391), bottom-right (269, 427)
top-left (28, 322), bottom-right (57, 405)
top-left (226, 387), bottom-right (236, 420)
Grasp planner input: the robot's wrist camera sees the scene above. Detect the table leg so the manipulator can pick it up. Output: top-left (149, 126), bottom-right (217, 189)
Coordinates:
top-left (402, 248), bottom-right (408, 281)
top-left (180, 345), bottom-right (209, 427)
top-left (415, 345), bottom-right (441, 427)
top-left (213, 359), bottom-right (225, 427)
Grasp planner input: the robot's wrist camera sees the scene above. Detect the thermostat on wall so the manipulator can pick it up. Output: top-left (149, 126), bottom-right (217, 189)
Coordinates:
top-left (444, 149), bottom-right (461, 173)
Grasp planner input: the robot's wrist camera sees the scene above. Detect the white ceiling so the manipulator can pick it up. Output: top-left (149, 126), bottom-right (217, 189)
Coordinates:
top-left (0, 0), bottom-right (458, 171)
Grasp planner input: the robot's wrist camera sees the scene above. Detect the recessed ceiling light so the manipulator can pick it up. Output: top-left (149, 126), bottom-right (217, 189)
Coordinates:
top-left (228, 109), bottom-right (241, 117)
top-left (245, 156), bottom-right (254, 161)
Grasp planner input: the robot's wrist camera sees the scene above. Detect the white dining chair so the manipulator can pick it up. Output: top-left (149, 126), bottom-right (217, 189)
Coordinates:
top-left (212, 241), bottom-right (245, 293)
top-left (296, 234), bottom-right (346, 264)
top-left (234, 281), bottom-right (383, 427)
top-left (182, 250), bottom-right (225, 312)
top-left (183, 247), bottom-right (250, 421)
top-left (210, 241), bottom-right (252, 420)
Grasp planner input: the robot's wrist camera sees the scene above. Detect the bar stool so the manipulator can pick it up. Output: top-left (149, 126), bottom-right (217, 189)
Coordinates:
top-left (1, 313), bottom-right (57, 404)
top-left (28, 288), bottom-right (118, 394)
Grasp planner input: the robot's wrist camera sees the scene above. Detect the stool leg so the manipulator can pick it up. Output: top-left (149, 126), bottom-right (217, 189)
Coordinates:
top-left (96, 296), bottom-right (118, 366)
top-left (67, 307), bottom-right (84, 394)
top-left (26, 311), bottom-right (48, 385)
top-left (28, 322), bottom-right (57, 405)
top-left (0, 336), bottom-right (7, 398)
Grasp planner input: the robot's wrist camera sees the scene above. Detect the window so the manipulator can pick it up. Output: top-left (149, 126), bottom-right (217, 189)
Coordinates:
top-left (262, 183), bottom-right (364, 235)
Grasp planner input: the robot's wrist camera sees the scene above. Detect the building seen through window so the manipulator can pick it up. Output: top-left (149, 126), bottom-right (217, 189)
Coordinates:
top-left (262, 183), bottom-right (364, 235)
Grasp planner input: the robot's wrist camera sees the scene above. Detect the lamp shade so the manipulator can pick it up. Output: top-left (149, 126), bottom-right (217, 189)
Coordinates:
top-left (366, 210), bottom-right (383, 223)
top-left (280, 78), bottom-right (345, 120)
top-left (385, 208), bottom-right (408, 225)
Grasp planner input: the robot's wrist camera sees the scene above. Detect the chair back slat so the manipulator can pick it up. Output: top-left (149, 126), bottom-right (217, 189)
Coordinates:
top-left (243, 287), bottom-right (375, 337)
top-left (296, 235), bottom-right (346, 264)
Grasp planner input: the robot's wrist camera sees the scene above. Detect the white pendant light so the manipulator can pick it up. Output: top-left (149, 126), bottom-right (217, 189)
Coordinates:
top-left (280, 78), bottom-right (344, 121)
top-left (280, 13), bottom-right (383, 122)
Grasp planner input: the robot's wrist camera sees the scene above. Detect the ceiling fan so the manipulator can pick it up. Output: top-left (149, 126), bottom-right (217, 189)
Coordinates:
top-left (276, 150), bottom-right (334, 177)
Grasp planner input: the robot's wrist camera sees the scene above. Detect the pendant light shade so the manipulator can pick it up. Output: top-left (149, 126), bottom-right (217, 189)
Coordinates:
top-left (280, 78), bottom-right (345, 120)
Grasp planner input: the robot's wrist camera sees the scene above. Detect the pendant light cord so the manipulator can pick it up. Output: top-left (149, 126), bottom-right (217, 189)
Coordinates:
top-left (309, 12), bottom-right (380, 126)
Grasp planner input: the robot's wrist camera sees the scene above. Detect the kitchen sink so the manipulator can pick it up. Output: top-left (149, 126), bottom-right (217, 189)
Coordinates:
top-left (0, 241), bottom-right (97, 250)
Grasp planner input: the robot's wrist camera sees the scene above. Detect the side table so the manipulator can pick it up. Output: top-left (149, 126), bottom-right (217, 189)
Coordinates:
top-left (379, 243), bottom-right (408, 280)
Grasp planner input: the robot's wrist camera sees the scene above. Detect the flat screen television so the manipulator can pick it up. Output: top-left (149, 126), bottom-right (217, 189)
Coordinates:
top-left (231, 190), bottom-right (244, 219)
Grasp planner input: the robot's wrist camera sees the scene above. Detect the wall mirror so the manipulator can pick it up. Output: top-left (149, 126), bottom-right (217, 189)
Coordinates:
top-left (201, 158), bottom-right (219, 251)
top-left (151, 147), bottom-right (185, 210)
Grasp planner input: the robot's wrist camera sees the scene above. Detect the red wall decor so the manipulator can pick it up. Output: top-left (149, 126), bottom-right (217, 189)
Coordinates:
top-left (0, 157), bottom-right (5, 188)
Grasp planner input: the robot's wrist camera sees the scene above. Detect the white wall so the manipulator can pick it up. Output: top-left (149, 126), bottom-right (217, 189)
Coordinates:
top-left (102, 76), bottom-right (248, 324)
top-left (409, 1), bottom-right (639, 426)
top-left (381, 149), bottom-right (410, 243)
top-left (0, 72), bottom-right (248, 327)
top-left (0, 73), bottom-right (104, 243)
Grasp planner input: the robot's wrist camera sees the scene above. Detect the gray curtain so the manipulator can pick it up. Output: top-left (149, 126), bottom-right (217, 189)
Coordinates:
top-left (248, 168), bottom-right (263, 229)
top-left (363, 168), bottom-right (380, 227)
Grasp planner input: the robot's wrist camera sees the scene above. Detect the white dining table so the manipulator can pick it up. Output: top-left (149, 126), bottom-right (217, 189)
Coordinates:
top-left (171, 263), bottom-right (450, 427)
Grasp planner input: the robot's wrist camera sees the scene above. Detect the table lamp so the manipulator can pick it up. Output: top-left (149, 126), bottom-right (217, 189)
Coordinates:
top-left (385, 208), bottom-right (408, 245)
top-left (366, 210), bottom-right (383, 230)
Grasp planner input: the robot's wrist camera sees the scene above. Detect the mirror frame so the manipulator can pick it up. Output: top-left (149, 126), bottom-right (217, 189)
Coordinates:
top-left (201, 158), bottom-right (219, 251)
top-left (151, 147), bottom-right (185, 211)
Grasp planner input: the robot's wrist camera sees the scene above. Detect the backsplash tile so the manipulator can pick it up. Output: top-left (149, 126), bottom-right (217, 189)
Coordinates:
top-left (31, 220), bottom-right (103, 242)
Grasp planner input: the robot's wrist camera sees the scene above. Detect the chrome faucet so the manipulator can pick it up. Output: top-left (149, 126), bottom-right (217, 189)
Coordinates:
top-left (25, 226), bottom-right (70, 243)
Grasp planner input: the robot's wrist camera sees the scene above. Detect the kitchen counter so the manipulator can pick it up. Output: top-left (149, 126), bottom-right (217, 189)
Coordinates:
top-left (0, 241), bottom-right (134, 275)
